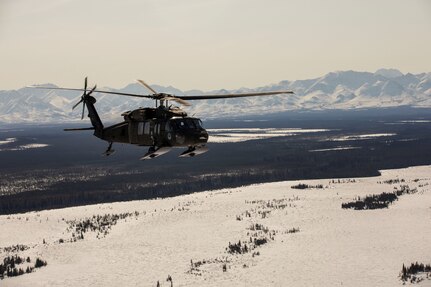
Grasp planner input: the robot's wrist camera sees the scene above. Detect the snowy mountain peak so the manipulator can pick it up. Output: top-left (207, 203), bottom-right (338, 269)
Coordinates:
top-left (375, 68), bottom-right (404, 79)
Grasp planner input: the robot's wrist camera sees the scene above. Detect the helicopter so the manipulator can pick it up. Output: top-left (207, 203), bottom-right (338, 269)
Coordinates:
top-left (33, 78), bottom-right (293, 160)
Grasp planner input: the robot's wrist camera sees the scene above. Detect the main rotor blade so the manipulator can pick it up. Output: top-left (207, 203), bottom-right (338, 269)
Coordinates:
top-left (84, 77), bottom-right (87, 93)
top-left (29, 86), bottom-right (155, 99)
top-left (179, 90), bottom-right (294, 100)
top-left (161, 96), bottom-right (191, 107)
top-left (136, 79), bottom-right (158, 94)
top-left (29, 86), bottom-right (294, 103)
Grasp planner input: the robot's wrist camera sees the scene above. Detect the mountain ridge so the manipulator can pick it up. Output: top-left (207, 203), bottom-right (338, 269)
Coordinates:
top-left (1, 69), bottom-right (430, 124)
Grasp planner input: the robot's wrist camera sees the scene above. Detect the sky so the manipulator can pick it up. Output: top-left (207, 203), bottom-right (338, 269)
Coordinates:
top-left (1, 0), bottom-right (430, 91)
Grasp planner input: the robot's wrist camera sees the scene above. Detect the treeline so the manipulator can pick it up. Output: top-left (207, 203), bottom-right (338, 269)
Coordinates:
top-left (342, 185), bottom-right (417, 210)
top-left (0, 167), bottom-right (333, 215)
top-left (0, 159), bottom-right (383, 215)
top-left (342, 192), bottom-right (398, 210)
top-left (400, 262), bottom-right (431, 283)
top-left (0, 255), bottom-right (47, 280)
top-left (65, 212), bottom-right (139, 242)
top-left (227, 238), bottom-right (268, 255)
top-left (1, 244), bottom-right (29, 253)
top-left (380, 178), bottom-right (405, 184)
top-left (291, 183), bottom-right (324, 189)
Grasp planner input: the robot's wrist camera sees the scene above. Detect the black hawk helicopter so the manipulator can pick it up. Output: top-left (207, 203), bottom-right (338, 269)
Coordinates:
top-left (33, 78), bottom-right (293, 160)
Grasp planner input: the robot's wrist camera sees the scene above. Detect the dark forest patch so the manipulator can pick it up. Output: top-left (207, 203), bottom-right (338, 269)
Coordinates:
top-left (1, 116), bottom-right (431, 214)
top-left (342, 185), bottom-right (417, 210)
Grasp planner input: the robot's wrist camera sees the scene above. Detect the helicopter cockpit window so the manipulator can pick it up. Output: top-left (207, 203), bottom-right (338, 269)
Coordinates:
top-left (174, 120), bottom-right (188, 129)
top-left (193, 119), bottom-right (202, 128)
top-left (172, 119), bottom-right (200, 130)
top-left (186, 119), bottom-right (196, 128)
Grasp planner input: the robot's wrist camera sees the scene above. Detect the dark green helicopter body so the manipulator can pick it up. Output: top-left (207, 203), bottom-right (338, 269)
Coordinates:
top-left (34, 78), bottom-right (293, 160)
top-left (100, 107), bottom-right (209, 159)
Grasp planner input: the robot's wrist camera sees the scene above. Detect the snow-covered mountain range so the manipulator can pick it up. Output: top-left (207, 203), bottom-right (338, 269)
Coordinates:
top-left (1, 69), bottom-right (430, 124)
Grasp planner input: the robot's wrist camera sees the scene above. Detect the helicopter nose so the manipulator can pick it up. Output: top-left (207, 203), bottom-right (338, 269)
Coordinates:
top-left (199, 130), bottom-right (209, 143)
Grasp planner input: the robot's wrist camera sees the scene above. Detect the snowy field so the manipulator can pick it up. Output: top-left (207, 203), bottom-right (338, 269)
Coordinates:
top-left (1, 166), bottom-right (431, 286)
top-left (0, 137), bottom-right (50, 152)
top-left (207, 128), bottom-right (330, 143)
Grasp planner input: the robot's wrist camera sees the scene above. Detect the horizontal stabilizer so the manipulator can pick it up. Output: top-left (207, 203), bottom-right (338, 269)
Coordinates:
top-left (64, 127), bottom-right (95, 131)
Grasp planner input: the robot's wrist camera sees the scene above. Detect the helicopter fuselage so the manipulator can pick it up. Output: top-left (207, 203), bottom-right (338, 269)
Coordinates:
top-left (73, 96), bottom-right (210, 159)
top-left (101, 115), bottom-right (209, 148)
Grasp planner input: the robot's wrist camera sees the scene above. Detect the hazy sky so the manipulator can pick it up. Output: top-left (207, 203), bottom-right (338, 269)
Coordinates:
top-left (1, 0), bottom-right (430, 91)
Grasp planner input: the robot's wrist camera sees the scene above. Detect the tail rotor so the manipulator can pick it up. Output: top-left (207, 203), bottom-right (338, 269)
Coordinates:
top-left (72, 77), bottom-right (97, 119)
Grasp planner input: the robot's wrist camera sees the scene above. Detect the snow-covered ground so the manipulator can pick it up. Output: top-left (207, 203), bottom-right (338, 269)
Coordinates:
top-left (309, 146), bottom-right (361, 152)
top-left (0, 138), bottom-right (17, 145)
top-left (207, 128), bottom-right (330, 143)
top-left (1, 166), bottom-right (431, 286)
top-left (0, 143), bottom-right (50, 152)
top-left (329, 133), bottom-right (396, 141)
top-left (0, 136), bottom-right (50, 152)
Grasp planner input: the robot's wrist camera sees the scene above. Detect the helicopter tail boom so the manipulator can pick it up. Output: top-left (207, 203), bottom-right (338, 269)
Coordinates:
top-left (84, 96), bottom-right (104, 137)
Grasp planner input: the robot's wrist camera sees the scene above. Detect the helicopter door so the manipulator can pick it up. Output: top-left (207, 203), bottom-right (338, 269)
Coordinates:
top-left (144, 121), bottom-right (150, 135)
top-left (138, 121), bottom-right (152, 145)
top-left (165, 121), bottom-right (174, 144)
top-left (129, 122), bottom-right (139, 144)
top-left (138, 122), bottom-right (144, 136)
top-left (153, 122), bottom-right (162, 146)
top-left (137, 121), bottom-right (146, 144)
